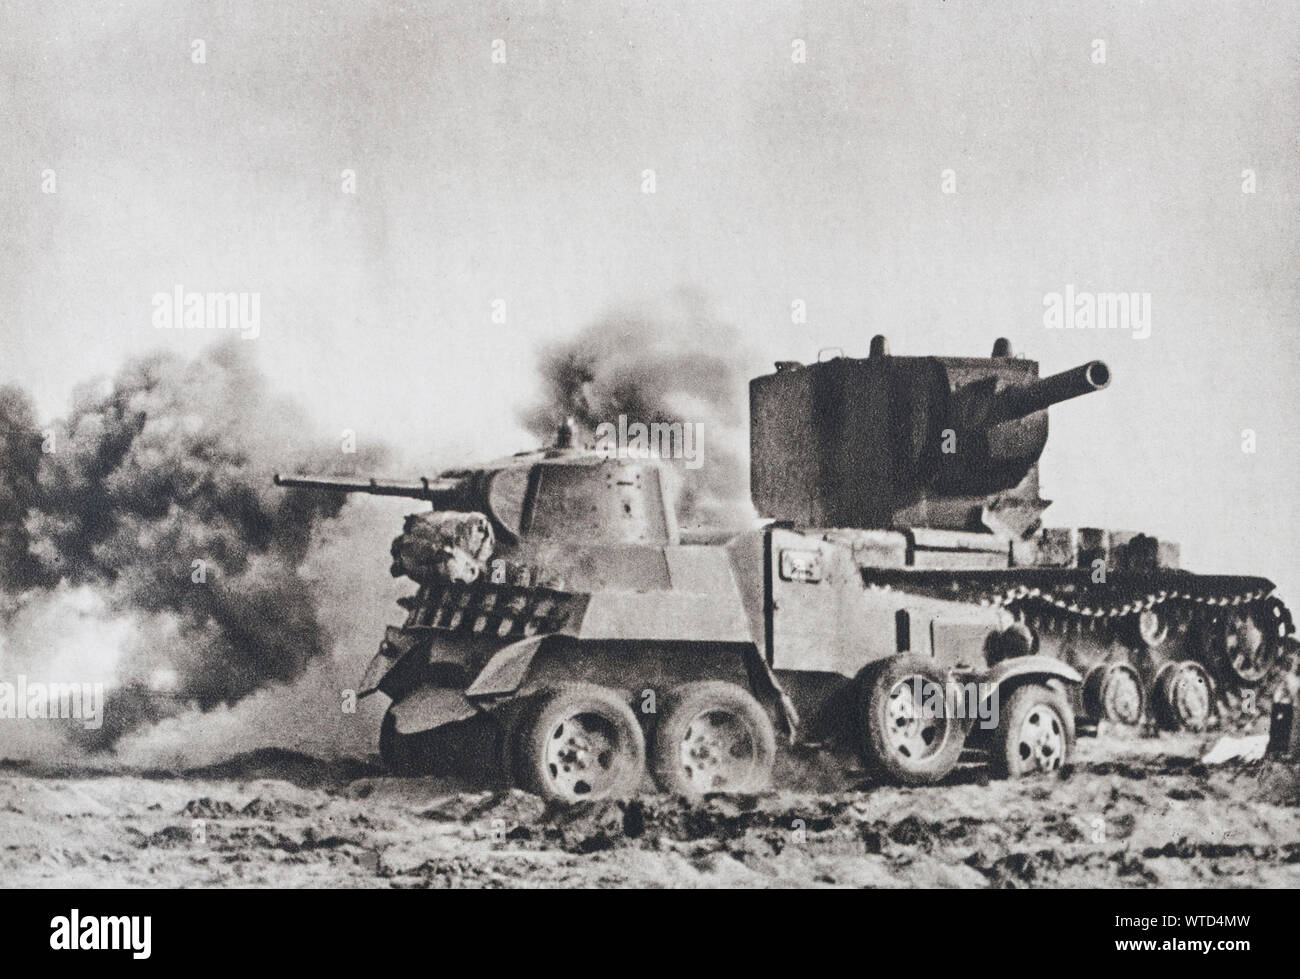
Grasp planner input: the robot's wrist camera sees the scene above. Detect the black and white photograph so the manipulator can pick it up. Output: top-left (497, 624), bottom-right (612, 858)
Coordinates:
top-left (1, 0), bottom-right (1296, 941)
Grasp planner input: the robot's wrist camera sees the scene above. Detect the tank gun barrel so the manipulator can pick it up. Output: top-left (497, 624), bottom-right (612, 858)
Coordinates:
top-left (273, 473), bottom-right (466, 505)
top-left (986, 360), bottom-right (1110, 425)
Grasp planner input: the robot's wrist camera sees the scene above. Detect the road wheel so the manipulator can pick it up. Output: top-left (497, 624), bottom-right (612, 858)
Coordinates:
top-left (858, 656), bottom-right (968, 785)
top-left (512, 683), bottom-right (645, 803)
top-left (650, 681), bottom-right (777, 797)
top-left (991, 683), bottom-right (1074, 777)
top-left (1135, 609), bottom-right (1169, 648)
top-left (1082, 662), bottom-right (1145, 726)
top-left (1219, 608), bottom-right (1280, 687)
top-left (1153, 661), bottom-right (1214, 731)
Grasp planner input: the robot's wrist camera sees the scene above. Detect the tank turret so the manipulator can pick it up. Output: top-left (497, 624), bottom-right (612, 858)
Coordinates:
top-left (276, 434), bottom-right (676, 586)
top-left (750, 336), bottom-right (1109, 536)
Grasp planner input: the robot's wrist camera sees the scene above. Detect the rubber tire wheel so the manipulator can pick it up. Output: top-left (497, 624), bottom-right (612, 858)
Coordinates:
top-left (990, 683), bottom-right (1075, 778)
top-left (650, 681), bottom-right (777, 798)
top-left (1153, 662), bottom-right (1214, 732)
top-left (858, 655), bottom-right (969, 786)
top-left (1083, 663), bottom-right (1145, 726)
top-left (512, 683), bottom-right (646, 804)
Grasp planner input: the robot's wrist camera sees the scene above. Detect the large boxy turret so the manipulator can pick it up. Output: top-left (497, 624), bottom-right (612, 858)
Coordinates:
top-left (750, 336), bottom-right (1109, 536)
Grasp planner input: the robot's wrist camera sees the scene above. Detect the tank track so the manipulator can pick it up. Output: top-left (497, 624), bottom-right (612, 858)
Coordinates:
top-left (867, 570), bottom-right (1296, 732)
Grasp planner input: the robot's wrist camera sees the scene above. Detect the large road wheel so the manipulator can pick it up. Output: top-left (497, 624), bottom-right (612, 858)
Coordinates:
top-left (858, 655), bottom-right (968, 786)
top-left (1153, 661), bottom-right (1214, 732)
top-left (650, 681), bottom-right (777, 797)
top-left (991, 683), bottom-right (1074, 778)
top-left (1082, 662), bottom-right (1145, 726)
top-left (512, 683), bottom-right (646, 803)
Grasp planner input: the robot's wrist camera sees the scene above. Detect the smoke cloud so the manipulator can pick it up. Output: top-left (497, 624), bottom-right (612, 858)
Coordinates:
top-left (0, 342), bottom-right (383, 749)
top-left (520, 291), bottom-right (755, 526)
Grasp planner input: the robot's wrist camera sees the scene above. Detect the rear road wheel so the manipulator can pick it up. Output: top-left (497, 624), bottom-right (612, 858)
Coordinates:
top-left (1219, 609), bottom-right (1279, 687)
top-left (858, 656), bottom-right (969, 786)
top-left (650, 681), bottom-right (777, 797)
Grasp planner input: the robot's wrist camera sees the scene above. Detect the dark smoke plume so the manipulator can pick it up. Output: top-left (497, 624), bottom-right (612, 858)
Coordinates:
top-left (0, 342), bottom-right (383, 748)
top-left (0, 385), bottom-right (48, 597)
top-left (520, 292), bottom-right (755, 526)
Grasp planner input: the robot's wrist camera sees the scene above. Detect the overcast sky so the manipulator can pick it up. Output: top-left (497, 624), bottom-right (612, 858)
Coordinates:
top-left (2, 0), bottom-right (1298, 598)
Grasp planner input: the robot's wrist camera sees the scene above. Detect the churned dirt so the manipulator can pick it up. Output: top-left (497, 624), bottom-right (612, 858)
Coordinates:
top-left (3, 730), bottom-right (1298, 888)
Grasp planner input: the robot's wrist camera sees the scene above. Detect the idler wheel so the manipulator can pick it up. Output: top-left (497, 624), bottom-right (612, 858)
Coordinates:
top-left (1153, 661), bottom-right (1215, 732)
top-left (1083, 662), bottom-right (1145, 726)
top-left (989, 621), bottom-right (1038, 662)
top-left (1217, 606), bottom-right (1282, 687)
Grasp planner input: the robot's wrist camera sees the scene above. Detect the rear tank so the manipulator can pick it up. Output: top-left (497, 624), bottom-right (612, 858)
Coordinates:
top-left (750, 336), bottom-right (1294, 733)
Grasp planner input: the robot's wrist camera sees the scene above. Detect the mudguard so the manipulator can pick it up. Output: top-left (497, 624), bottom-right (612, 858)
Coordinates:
top-left (390, 684), bottom-right (478, 734)
top-left (986, 654), bottom-right (1083, 688)
top-left (462, 633), bottom-right (801, 739)
top-left (463, 634), bottom-right (551, 699)
top-left (358, 626), bottom-right (423, 697)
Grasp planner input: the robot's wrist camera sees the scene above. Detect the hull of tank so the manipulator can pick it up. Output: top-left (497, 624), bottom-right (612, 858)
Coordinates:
top-left (861, 566), bottom-right (1293, 732)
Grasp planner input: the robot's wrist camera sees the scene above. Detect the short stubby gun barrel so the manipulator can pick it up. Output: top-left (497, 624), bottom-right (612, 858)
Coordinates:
top-left (986, 360), bottom-right (1110, 425)
top-left (273, 473), bottom-right (466, 503)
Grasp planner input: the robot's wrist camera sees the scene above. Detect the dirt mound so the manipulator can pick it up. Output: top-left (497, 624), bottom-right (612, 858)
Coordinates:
top-left (175, 748), bottom-right (381, 788)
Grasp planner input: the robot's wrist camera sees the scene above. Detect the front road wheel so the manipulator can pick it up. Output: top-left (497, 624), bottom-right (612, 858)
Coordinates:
top-left (991, 683), bottom-right (1075, 778)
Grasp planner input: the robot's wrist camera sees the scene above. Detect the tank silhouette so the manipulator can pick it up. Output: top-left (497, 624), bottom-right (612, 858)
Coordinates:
top-left (276, 337), bottom-right (1294, 801)
top-left (750, 337), bottom-right (1291, 736)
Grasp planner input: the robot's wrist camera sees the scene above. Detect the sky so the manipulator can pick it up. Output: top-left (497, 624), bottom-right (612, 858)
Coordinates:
top-left (2, 0), bottom-right (1298, 600)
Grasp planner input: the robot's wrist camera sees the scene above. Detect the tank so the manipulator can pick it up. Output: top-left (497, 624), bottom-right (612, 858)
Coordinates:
top-left (751, 336), bottom-right (1294, 734)
top-left (275, 337), bottom-right (1295, 803)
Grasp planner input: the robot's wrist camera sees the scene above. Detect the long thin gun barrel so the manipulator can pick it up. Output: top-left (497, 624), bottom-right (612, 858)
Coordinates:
top-left (273, 473), bottom-right (466, 504)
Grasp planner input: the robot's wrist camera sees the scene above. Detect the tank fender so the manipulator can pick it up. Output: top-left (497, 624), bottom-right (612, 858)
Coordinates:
top-left (985, 654), bottom-right (1083, 690)
top-left (389, 685), bottom-right (479, 735)
top-left (464, 634), bottom-right (552, 699)
top-left (358, 626), bottom-right (424, 697)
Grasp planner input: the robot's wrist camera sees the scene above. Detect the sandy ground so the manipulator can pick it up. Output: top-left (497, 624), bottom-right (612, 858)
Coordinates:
top-left (3, 730), bottom-right (1298, 888)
